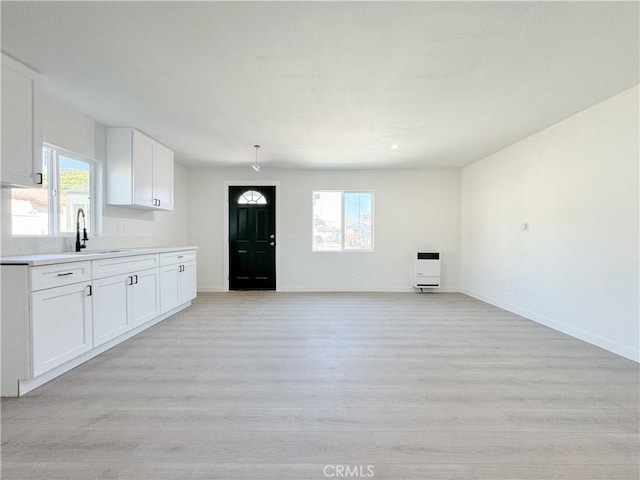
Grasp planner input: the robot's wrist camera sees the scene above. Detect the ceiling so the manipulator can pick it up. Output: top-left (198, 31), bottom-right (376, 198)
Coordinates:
top-left (1, 1), bottom-right (638, 169)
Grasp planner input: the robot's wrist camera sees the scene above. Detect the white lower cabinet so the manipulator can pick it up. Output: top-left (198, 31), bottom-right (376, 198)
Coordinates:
top-left (160, 260), bottom-right (196, 314)
top-left (130, 268), bottom-right (160, 327)
top-left (160, 264), bottom-right (180, 314)
top-left (181, 262), bottom-right (197, 304)
top-left (92, 273), bottom-right (131, 347)
top-left (0, 248), bottom-right (196, 396)
top-left (31, 282), bottom-right (93, 377)
top-left (93, 268), bottom-right (160, 347)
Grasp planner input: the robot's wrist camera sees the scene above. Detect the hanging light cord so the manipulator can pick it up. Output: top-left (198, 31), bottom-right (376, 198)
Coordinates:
top-left (252, 144), bottom-right (261, 171)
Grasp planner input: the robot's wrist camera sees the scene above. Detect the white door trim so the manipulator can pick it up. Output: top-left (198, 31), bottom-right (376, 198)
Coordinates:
top-left (223, 180), bottom-right (281, 292)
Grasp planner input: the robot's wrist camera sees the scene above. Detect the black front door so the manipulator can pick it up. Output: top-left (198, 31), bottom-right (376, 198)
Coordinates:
top-left (229, 186), bottom-right (276, 290)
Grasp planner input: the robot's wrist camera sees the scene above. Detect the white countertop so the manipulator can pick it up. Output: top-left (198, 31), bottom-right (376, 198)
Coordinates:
top-left (1, 246), bottom-right (198, 266)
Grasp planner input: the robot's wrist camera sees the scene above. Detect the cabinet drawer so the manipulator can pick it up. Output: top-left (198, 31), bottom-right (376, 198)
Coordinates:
top-left (160, 250), bottom-right (196, 266)
top-left (30, 261), bottom-right (92, 291)
top-left (93, 254), bottom-right (159, 279)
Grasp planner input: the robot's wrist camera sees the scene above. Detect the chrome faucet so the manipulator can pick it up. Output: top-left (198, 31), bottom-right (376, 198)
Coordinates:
top-left (75, 208), bottom-right (89, 252)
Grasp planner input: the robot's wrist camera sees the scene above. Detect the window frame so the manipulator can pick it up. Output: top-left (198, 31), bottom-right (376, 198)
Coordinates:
top-left (10, 143), bottom-right (102, 237)
top-left (236, 189), bottom-right (268, 205)
top-left (312, 190), bottom-right (374, 253)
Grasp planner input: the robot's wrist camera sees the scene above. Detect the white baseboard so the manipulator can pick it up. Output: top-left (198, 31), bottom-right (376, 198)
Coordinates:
top-left (197, 286), bottom-right (224, 293)
top-left (199, 286), bottom-right (459, 293)
top-left (461, 288), bottom-right (639, 363)
top-left (279, 286), bottom-right (417, 293)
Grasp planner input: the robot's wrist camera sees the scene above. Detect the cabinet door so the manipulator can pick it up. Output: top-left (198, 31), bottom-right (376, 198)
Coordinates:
top-left (132, 130), bottom-right (155, 208)
top-left (31, 282), bottom-right (93, 376)
top-left (153, 143), bottom-right (174, 211)
top-left (93, 273), bottom-right (131, 347)
top-left (160, 264), bottom-right (180, 314)
top-left (130, 268), bottom-right (160, 327)
top-left (1, 57), bottom-right (40, 187)
top-left (179, 261), bottom-right (197, 303)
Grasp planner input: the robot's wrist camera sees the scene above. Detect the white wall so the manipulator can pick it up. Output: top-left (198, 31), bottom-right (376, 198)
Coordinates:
top-left (1, 92), bottom-right (189, 256)
top-left (188, 167), bottom-right (461, 292)
top-left (461, 86), bottom-right (640, 361)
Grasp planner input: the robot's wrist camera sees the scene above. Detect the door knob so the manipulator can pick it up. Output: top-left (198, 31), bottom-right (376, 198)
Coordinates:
top-left (270, 234), bottom-right (275, 239)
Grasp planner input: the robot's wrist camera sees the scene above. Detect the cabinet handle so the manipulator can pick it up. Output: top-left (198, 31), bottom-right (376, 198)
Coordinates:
top-left (177, 255), bottom-right (184, 259)
top-left (36, 172), bottom-right (43, 185)
top-left (128, 276), bottom-right (133, 285)
top-left (57, 272), bottom-right (74, 277)
top-left (87, 285), bottom-right (92, 296)
top-left (158, 199), bottom-right (161, 207)
top-left (134, 274), bottom-right (138, 284)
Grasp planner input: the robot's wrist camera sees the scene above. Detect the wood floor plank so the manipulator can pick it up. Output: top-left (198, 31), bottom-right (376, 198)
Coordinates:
top-left (373, 431), bottom-right (639, 465)
top-left (300, 406), bottom-right (639, 433)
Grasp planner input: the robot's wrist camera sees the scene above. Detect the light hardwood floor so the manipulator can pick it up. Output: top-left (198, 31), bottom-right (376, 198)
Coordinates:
top-left (2, 292), bottom-right (638, 479)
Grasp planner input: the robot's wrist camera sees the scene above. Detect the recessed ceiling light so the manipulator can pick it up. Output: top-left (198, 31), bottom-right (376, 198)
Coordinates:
top-left (390, 144), bottom-right (400, 150)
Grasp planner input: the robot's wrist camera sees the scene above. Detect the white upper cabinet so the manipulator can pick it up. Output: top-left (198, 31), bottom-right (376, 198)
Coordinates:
top-left (1, 54), bottom-right (43, 188)
top-left (106, 128), bottom-right (174, 210)
top-left (131, 130), bottom-right (155, 208)
top-left (152, 141), bottom-right (174, 211)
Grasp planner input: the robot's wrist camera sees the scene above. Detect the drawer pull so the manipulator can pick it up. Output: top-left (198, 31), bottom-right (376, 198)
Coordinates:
top-left (57, 272), bottom-right (74, 277)
top-left (177, 255), bottom-right (184, 259)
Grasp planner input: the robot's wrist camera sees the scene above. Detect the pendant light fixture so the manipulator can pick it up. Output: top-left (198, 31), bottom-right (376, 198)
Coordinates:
top-left (251, 144), bottom-right (261, 172)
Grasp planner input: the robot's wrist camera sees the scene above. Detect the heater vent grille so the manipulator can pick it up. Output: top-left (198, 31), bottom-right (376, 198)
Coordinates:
top-left (414, 251), bottom-right (441, 290)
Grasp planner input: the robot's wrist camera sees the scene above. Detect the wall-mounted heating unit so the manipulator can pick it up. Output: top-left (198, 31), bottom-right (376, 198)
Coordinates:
top-left (414, 251), bottom-right (441, 291)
